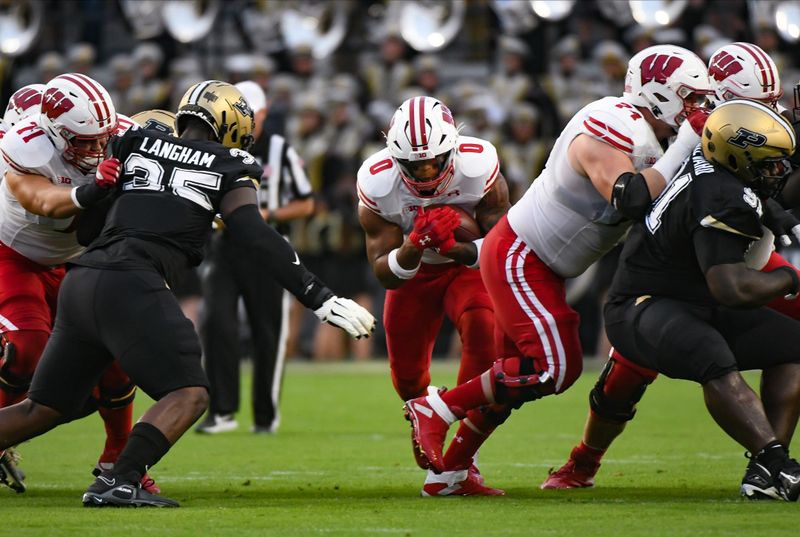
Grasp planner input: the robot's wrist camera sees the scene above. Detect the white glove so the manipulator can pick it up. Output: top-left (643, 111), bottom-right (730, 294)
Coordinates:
top-left (313, 296), bottom-right (376, 339)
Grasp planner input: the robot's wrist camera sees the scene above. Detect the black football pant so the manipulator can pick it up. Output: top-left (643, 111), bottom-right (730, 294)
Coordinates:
top-left (200, 232), bottom-right (289, 429)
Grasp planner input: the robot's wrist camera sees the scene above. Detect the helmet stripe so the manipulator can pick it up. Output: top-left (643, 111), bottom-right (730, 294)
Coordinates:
top-left (72, 73), bottom-right (112, 125)
top-left (745, 43), bottom-right (776, 92)
top-left (409, 96), bottom-right (418, 147)
top-left (734, 43), bottom-right (772, 93)
top-left (188, 80), bottom-right (213, 105)
top-left (418, 96), bottom-right (427, 146)
top-left (58, 74), bottom-right (106, 128)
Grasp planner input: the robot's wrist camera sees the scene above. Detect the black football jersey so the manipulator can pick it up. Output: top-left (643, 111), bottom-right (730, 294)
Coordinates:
top-left (73, 128), bottom-right (262, 284)
top-left (608, 145), bottom-right (764, 307)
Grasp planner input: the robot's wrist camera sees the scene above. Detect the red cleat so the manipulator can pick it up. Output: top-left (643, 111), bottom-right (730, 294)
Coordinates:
top-left (422, 467), bottom-right (505, 497)
top-left (540, 449), bottom-right (600, 489)
top-left (403, 388), bottom-right (457, 473)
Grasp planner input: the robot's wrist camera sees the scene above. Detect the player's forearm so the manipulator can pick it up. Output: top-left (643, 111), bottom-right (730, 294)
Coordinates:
top-left (373, 241), bottom-right (423, 289)
top-left (225, 204), bottom-right (334, 309)
top-left (439, 242), bottom-right (478, 266)
top-left (707, 263), bottom-right (798, 308)
top-left (5, 172), bottom-right (81, 218)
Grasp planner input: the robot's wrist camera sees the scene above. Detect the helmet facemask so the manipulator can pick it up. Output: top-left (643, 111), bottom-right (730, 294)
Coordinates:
top-left (747, 156), bottom-right (792, 198)
top-left (396, 149), bottom-right (455, 198)
top-left (63, 128), bottom-right (114, 173)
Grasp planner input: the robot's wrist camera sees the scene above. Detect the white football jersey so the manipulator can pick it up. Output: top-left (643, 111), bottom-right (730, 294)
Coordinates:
top-left (357, 135), bottom-right (499, 264)
top-left (0, 118), bottom-right (97, 266)
top-left (507, 96), bottom-right (664, 278)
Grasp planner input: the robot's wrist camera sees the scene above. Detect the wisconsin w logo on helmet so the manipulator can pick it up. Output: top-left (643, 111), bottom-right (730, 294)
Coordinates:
top-left (640, 54), bottom-right (683, 85)
top-left (709, 51), bottom-right (744, 82)
top-left (727, 127), bottom-right (767, 148)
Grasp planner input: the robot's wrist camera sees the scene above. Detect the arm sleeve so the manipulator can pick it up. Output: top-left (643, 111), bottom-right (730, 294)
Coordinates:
top-left (223, 203), bottom-right (334, 309)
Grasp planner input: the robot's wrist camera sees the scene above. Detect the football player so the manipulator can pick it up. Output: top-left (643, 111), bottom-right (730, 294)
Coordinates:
top-left (0, 75), bottom-right (155, 494)
top-left (357, 95), bottom-right (510, 496)
top-left (402, 45), bottom-right (713, 482)
top-left (603, 100), bottom-right (800, 500)
top-left (543, 42), bottom-right (800, 491)
top-left (0, 81), bottom-right (375, 507)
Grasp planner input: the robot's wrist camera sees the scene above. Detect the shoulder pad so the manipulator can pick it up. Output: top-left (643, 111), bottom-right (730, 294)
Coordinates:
top-left (580, 97), bottom-right (642, 156)
top-left (0, 120), bottom-right (56, 172)
top-left (357, 148), bottom-right (399, 201)
top-left (693, 176), bottom-right (763, 240)
top-left (456, 136), bottom-right (499, 183)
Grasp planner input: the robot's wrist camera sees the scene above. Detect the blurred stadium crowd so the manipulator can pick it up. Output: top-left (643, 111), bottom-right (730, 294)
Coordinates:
top-left (3, 0), bottom-right (800, 361)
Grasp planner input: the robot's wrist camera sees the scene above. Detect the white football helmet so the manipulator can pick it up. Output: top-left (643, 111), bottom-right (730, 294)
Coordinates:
top-left (624, 44), bottom-right (712, 128)
top-left (707, 42), bottom-right (781, 107)
top-left (4, 84), bottom-right (46, 128)
top-left (385, 96), bottom-right (459, 198)
top-left (39, 73), bottom-right (117, 172)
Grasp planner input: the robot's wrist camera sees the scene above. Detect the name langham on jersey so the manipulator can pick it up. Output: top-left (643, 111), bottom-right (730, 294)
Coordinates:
top-left (138, 136), bottom-right (216, 168)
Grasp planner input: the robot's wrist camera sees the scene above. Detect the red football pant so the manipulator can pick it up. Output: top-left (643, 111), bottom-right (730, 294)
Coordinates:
top-left (479, 216), bottom-right (583, 394)
top-left (384, 262), bottom-right (495, 400)
top-left (0, 243), bottom-right (134, 421)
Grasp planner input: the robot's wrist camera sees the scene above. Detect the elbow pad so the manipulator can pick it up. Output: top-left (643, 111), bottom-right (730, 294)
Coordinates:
top-left (611, 172), bottom-right (652, 220)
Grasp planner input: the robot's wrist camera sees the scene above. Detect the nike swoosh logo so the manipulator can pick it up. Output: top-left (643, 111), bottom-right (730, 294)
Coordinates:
top-left (99, 476), bottom-right (116, 486)
top-left (291, 252), bottom-right (300, 265)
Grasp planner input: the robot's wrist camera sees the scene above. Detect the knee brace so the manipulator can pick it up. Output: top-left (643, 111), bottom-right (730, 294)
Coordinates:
top-left (0, 330), bottom-right (49, 394)
top-left (492, 357), bottom-right (554, 409)
top-left (589, 355), bottom-right (657, 423)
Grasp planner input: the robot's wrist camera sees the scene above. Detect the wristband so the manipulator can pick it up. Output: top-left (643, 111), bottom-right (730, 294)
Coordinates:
top-left (388, 248), bottom-right (420, 280)
top-left (772, 265), bottom-right (800, 299)
top-left (70, 186), bottom-right (85, 209)
top-left (466, 238), bottom-right (484, 269)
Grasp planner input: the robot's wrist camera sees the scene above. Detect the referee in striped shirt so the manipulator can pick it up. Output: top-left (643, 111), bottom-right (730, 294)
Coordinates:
top-left (196, 81), bottom-right (314, 434)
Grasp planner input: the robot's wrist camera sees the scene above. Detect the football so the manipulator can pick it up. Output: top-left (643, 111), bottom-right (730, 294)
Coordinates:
top-left (428, 204), bottom-right (482, 242)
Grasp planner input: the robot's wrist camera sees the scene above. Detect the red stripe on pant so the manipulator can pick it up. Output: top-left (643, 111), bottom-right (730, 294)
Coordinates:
top-left (479, 216), bottom-right (583, 394)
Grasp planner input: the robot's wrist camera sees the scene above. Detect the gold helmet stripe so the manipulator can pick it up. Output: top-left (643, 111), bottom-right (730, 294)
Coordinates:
top-left (714, 98), bottom-right (795, 146)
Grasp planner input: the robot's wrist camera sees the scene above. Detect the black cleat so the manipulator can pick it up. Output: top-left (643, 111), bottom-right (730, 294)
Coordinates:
top-left (82, 471), bottom-right (178, 508)
top-left (0, 448), bottom-right (26, 493)
top-left (775, 458), bottom-right (800, 502)
top-left (741, 458), bottom-right (780, 500)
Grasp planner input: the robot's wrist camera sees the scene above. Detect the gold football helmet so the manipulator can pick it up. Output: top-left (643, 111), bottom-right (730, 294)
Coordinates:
top-left (131, 109), bottom-right (176, 135)
top-left (176, 80), bottom-right (255, 150)
top-left (702, 99), bottom-right (796, 197)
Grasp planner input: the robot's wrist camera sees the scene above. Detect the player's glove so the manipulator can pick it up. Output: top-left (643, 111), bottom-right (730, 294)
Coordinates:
top-left (408, 206), bottom-right (460, 251)
top-left (73, 157), bottom-right (121, 208)
top-left (685, 108), bottom-right (711, 137)
top-left (313, 296), bottom-right (376, 339)
top-left (763, 197), bottom-right (800, 246)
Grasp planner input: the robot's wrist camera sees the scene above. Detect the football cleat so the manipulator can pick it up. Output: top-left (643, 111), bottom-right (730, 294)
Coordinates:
top-left (403, 388), bottom-right (457, 473)
top-left (82, 471), bottom-right (178, 508)
top-left (94, 461), bottom-right (161, 494)
top-left (0, 448), bottom-right (26, 493)
top-left (741, 458), bottom-right (781, 500)
top-left (421, 466), bottom-right (505, 497)
top-left (540, 447), bottom-right (600, 490)
top-left (194, 413), bottom-right (238, 434)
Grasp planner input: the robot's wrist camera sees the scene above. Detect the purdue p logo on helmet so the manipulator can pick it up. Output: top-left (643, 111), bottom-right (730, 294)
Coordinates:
top-left (702, 99), bottom-right (796, 198)
top-left (176, 80), bottom-right (255, 151)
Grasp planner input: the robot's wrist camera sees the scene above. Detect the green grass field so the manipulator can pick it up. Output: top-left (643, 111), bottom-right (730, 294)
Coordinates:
top-left (2, 360), bottom-right (797, 536)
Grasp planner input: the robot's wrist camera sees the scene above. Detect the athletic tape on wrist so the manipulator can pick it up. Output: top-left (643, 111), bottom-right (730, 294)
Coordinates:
top-left (388, 248), bottom-right (420, 280)
top-left (466, 238), bottom-right (484, 269)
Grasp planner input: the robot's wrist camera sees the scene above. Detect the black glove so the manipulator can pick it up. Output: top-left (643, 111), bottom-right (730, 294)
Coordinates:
top-left (763, 197), bottom-right (800, 247)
